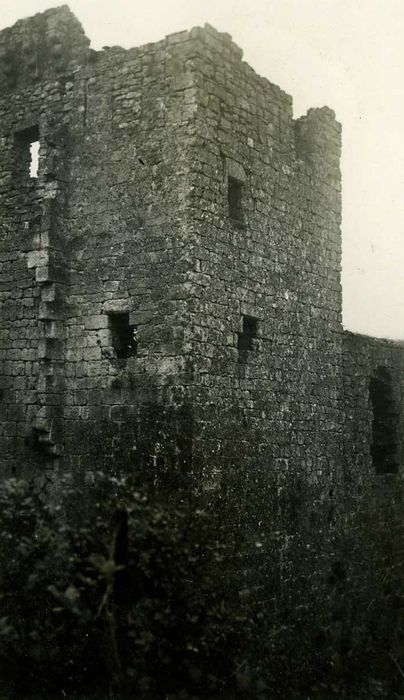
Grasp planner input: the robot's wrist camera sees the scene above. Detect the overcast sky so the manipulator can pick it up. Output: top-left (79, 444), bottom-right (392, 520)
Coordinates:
top-left (1, 0), bottom-right (404, 339)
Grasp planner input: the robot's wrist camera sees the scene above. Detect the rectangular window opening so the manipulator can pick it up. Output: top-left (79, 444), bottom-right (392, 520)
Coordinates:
top-left (237, 315), bottom-right (258, 360)
top-left (228, 175), bottom-right (245, 227)
top-left (15, 125), bottom-right (40, 179)
top-left (108, 312), bottom-right (138, 359)
top-left (30, 140), bottom-right (40, 178)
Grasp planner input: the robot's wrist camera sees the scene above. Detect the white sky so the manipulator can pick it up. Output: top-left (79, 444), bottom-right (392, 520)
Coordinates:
top-left (1, 0), bottom-right (404, 339)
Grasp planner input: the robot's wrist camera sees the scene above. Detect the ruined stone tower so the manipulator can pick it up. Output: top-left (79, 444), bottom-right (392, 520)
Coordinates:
top-left (1, 6), bottom-right (403, 501)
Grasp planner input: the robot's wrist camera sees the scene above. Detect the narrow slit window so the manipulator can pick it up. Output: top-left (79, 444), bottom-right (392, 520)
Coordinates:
top-left (30, 140), bottom-right (40, 178)
top-left (237, 315), bottom-right (258, 361)
top-left (108, 312), bottom-right (138, 359)
top-left (369, 366), bottom-right (400, 474)
top-left (228, 175), bottom-right (244, 227)
top-left (15, 125), bottom-right (40, 179)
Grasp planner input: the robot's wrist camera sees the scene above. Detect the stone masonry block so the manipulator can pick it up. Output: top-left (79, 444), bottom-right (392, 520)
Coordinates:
top-left (84, 315), bottom-right (109, 330)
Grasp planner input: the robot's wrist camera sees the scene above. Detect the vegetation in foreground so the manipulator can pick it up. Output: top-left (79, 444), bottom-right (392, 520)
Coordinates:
top-left (0, 470), bottom-right (403, 699)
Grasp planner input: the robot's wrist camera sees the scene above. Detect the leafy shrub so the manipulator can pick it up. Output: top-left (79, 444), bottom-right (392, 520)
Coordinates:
top-left (0, 474), bottom-right (255, 699)
top-left (1, 470), bottom-right (403, 700)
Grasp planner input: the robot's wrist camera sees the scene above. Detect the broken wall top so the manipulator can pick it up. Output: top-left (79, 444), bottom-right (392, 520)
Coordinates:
top-left (0, 5), bottom-right (90, 91)
top-left (0, 5), bottom-right (341, 177)
top-left (0, 5), bottom-right (292, 107)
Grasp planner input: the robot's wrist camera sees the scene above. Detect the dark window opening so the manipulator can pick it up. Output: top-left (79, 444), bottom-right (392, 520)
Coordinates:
top-left (15, 125), bottom-right (40, 179)
top-left (228, 175), bottom-right (244, 227)
top-left (109, 313), bottom-right (138, 359)
top-left (25, 427), bottom-right (51, 457)
top-left (369, 366), bottom-right (400, 474)
top-left (237, 315), bottom-right (258, 361)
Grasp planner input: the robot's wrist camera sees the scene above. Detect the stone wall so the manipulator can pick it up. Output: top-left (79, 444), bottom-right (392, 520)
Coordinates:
top-left (176, 26), bottom-right (343, 498)
top-left (0, 7), bottom-right (90, 476)
top-left (2, 9), bottom-right (404, 685)
top-left (0, 8), bottom-right (203, 476)
top-left (0, 6), bottom-right (403, 522)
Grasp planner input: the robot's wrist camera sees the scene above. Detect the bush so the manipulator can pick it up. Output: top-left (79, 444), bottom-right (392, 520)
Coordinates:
top-left (0, 473), bottom-right (255, 699)
top-left (1, 470), bottom-right (403, 700)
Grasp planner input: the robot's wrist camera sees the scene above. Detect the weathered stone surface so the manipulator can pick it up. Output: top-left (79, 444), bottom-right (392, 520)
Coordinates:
top-left (0, 9), bottom-right (403, 586)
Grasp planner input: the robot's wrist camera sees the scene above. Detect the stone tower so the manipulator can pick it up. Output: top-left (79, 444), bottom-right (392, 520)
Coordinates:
top-left (0, 7), bottom-right (403, 498)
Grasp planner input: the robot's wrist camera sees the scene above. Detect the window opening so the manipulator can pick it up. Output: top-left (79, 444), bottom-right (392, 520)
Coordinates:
top-left (237, 315), bottom-right (258, 361)
top-left (228, 175), bottom-right (244, 227)
top-left (30, 140), bottom-right (40, 178)
top-left (108, 313), bottom-right (138, 359)
top-left (369, 366), bottom-right (400, 474)
top-left (15, 125), bottom-right (40, 179)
